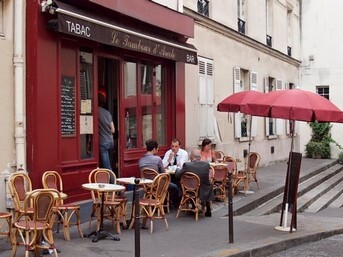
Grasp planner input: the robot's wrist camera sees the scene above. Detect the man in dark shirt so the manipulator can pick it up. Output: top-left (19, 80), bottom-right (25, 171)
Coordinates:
top-left (98, 93), bottom-right (115, 182)
top-left (139, 139), bottom-right (180, 209)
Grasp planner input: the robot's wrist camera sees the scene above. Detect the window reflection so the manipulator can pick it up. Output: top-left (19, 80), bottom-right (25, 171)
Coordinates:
top-left (124, 61), bottom-right (167, 149)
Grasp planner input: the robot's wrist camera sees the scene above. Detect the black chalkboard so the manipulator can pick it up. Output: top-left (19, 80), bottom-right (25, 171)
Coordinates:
top-left (61, 76), bottom-right (75, 136)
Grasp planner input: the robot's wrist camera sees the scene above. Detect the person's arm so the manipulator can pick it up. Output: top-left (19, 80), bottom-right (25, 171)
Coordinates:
top-left (158, 158), bottom-right (165, 173)
top-left (110, 122), bottom-right (115, 134)
top-left (162, 150), bottom-right (172, 168)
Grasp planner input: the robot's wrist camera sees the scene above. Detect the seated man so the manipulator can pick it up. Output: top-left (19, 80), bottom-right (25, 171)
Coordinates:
top-left (139, 139), bottom-right (180, 209)
top-left (162, 138), bottom-right (189, 169)
top-left (175, 149), bottom-right (214, 217)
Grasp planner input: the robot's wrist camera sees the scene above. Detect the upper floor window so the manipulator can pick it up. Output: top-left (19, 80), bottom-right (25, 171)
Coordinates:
top-left (266, 0), bottom-right (273, 46)
top-left (0, 1), bottom-right (4, 37)
top-left (316, 86), bottom-right (329, 100)
top-left (237, 0), bottom-right (247, 34)
top-left (287, 7), bottom-right (293, 56)
top-left (197, 0), bottom-right (209, 17)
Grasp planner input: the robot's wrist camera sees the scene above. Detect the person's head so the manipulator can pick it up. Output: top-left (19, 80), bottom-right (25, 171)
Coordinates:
top-left (146, 139), bottom-right (159, 153)
top-left (201, 138), bottom-right (212, 151)
top-left (190, 149), bottom-right (201, 161)
top-left (170, 138), bottom-right (181, 153)
top-left (98, 93), bottom-right (106, 108)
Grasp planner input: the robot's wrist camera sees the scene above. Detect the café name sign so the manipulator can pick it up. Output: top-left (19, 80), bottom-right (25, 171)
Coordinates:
top-left (57, 13), bottom-right (198, 65)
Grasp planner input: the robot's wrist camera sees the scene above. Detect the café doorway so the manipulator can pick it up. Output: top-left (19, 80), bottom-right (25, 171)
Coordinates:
top-left (98, 56), bottom-right (120, 177)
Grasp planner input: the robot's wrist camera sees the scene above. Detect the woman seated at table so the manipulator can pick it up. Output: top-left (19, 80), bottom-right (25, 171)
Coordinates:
top-left (200, 138), bottom-right (217, 163)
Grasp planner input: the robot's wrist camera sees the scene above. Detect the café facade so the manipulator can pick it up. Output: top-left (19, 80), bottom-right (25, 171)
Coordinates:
top-left (26, 0), bottom-right (197, 202)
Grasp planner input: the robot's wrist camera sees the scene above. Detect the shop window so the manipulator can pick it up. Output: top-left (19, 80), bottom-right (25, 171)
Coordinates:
top-left (79, 51), bottom-right (94, 159)
top-left (124, 61), bottom-right (166, 149)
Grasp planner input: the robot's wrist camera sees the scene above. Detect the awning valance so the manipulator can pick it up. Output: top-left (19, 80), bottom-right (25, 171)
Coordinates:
top-left (46, 1), bottom-right (198, 65)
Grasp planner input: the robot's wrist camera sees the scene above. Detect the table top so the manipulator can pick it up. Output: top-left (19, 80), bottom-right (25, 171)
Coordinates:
top-left (165, 169), bottom-right (176, 174)
top-left (82, 183), bottom-right (125, 192)
top-left (117, 177), bottom-right (153, 185)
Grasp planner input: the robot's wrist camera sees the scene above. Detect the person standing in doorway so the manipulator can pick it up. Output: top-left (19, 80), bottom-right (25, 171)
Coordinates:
top-left (98, 93), bottom-right (115, 183)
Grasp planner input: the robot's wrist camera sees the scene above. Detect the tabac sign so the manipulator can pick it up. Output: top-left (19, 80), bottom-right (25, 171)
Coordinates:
top-left (56, 13), bottom-right (198, 65)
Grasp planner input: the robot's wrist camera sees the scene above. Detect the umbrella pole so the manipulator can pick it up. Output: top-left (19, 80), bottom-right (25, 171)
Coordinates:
top-left (280, 120), bottom-right (295, 230)
top-left (245, 115), bottom-right (253, 194)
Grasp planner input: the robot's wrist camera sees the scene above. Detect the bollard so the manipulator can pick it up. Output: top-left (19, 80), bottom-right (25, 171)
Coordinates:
top-left (134, 178), bottom-right (141, 257)
top-left (228, 172), bottom-right (234, 243)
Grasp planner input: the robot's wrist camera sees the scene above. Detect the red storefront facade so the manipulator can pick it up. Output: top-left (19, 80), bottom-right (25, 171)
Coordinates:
top-left (26, 0), bottom-right (197, 202)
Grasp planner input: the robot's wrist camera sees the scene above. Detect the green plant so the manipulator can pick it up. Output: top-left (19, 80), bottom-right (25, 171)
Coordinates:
top-left (305, 122), bottom-right (341, 159)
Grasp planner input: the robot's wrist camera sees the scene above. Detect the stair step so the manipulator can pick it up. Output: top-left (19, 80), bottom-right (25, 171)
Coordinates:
top-left (328, 189), bottom-right (343, 208)
top-left (242, 164), bottom-right (343, 216)
top-left (297, 167), bottom-right (343, 212)
top-left (304, 179), bottom-right (343, 213)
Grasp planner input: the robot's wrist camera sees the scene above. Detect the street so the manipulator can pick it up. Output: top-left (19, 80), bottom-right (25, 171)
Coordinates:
top-left (268, 234), bottom-right (343, 257)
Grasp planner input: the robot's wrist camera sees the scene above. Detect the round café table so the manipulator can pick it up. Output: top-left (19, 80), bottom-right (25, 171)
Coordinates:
top-left (82, 183), bottom-right (125, 242)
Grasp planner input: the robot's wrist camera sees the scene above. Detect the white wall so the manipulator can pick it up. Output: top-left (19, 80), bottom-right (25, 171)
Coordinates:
top-left (299, 0), bottom-right (343, 158)
top-left (0, 0), bottom-right (15, 211)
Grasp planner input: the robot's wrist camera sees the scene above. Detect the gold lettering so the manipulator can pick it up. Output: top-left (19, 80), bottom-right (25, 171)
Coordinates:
top-left (111, 31), bottom-right (120, 45)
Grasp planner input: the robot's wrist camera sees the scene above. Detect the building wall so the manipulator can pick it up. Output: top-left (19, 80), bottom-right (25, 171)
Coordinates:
top-left (299, 0), bottom-right (343, 158)
top-left (0, 0), bottom-right (15, 211)
top-left (184, 0), bottom-right (301, 167)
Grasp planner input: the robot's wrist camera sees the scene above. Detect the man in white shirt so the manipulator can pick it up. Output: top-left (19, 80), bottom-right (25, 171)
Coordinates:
top-left (162, 138), bottom-right (189, 168)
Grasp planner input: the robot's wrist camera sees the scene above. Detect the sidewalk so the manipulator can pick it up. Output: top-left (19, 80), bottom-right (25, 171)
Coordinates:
top-left (1, 158), bottom-right (342, 257)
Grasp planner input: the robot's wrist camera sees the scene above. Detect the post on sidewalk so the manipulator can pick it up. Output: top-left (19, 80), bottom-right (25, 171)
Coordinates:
top-left (134, 178), bottom-right (141, 257)
top-left (228, 172), bottom-right (234, 243)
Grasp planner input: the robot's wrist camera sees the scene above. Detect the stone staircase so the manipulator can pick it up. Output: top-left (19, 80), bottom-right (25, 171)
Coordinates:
top-left (233, 160), bottom-right (343, 217)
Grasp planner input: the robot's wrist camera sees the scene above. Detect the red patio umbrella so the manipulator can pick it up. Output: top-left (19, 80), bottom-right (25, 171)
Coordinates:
top-left (244, 89), bottom-right (343, 123)
top-left (243, 89), bottom-right (343, 231)
top-left (217, 90), bottom-right (264, 113)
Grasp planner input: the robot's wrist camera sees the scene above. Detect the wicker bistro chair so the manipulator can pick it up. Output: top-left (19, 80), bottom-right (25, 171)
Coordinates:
top-left (0, 212), bottom-right (12, 241)
top-left (8, 172), bottom-right (34, 224)
top-left (213, 150), bottom-right (225, 162)
top-left (88, 168), bottom-right (127, 234)
top-left (11, 189), bottom-right (61, 257)
top-left (42, 171), bottom-right (83, 240)
top-left (176, 172), bottom-right (203, 221)
top-left (129, 173), bottom-right (170, 233)
top-left (222, 156), bottom-right (238, 194)
top-left (212, 164), bottom-right (229, 203)
top-left (246, 152), bottom-right (261, 189)
top-left (141, 168), bottom-right (171, 214)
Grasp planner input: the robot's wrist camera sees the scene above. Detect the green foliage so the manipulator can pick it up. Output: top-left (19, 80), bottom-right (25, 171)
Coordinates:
top-left (305, 122), bottom-right (342, 159)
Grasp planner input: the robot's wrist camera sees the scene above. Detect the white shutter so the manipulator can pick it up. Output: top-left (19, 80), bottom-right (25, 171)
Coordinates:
top-left (250, 72), bottom-right (258, 137)
top-left (198, 57), bottom-right (214, 138)
top-left (234, 67), bottom-right (242, 138)
top-left (276, 79), bottom-right (284, 135)
top-left (250, 72), bottom-right (258, 91)
top-left (264, 77), bottom-right (270, 136)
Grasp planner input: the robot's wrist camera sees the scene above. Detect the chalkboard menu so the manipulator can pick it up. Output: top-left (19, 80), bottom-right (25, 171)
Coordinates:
top-left (61, 76), bottom-right (75, 136)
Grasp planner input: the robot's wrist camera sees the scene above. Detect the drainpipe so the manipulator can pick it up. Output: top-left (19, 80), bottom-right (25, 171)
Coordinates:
top-left (13, 0), bottom-right (26, 170)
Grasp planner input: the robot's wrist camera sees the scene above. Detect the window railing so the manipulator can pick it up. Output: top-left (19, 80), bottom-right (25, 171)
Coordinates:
top-left (287, 46), bottom-right (292, 57)
top-left (238, 18), bottom-right (245, 34)
top-left (266, 35), bottom-right (272, 47)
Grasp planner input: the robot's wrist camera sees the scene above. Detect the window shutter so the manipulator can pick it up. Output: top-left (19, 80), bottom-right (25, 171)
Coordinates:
top-left (250, 72), bottom-right (258, 91)
top-left (250, 71), bottom-right (258, 137)
top-left (276, 79), bottom-right (284, 135)
top-left (264, 77), bottom-right (270, 136)
top-left (198, 57), bottom-right (214, 139)
top-left (234, 67), bottom-right (242, 138)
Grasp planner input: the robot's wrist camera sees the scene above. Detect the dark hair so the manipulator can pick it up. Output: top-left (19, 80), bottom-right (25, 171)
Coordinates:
top-left (146, 139), bottom-right (159, 151)
top-left (98, 93), bottom-right (106, 108)
top-left (201, 138), bottom-right (212, 150)
top-left (171, 138), bottom-right (181, 145)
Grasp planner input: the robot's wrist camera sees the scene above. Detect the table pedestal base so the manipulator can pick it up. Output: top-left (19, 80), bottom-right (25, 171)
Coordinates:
top-left (87, 230), bottom-right (120, 243)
